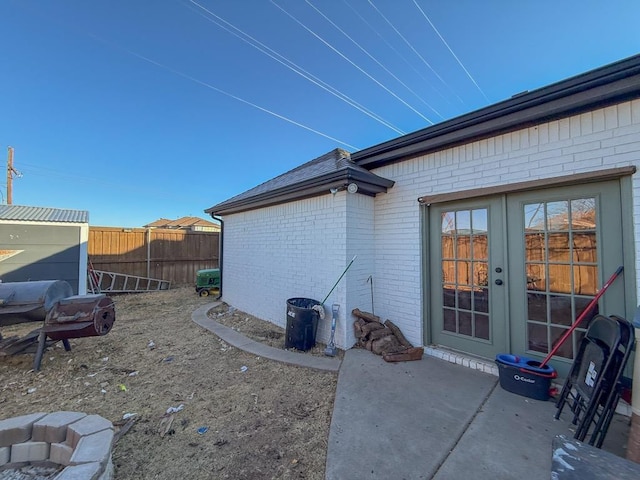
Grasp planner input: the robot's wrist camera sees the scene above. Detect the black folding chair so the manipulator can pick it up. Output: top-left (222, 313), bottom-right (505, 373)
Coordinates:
top-left (554, 314), bottom-right (629, 446)
top-left (584, 315), bottom-right (634, 447)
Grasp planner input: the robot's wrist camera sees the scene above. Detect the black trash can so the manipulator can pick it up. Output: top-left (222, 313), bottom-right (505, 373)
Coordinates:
top-left (285, 298), bottom-right (321, 351)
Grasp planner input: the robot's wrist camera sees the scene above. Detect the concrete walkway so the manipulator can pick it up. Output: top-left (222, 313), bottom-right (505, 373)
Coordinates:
top-left (326, 349), bottom-right (630, 480)
top-left (192, 302), bottom-right (631, 480)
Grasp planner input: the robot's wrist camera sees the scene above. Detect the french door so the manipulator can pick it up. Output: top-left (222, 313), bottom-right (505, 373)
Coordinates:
top-left (428, 197), bottom-right (507, 359)
top-left (427, 180), bottom-right (626, 373)
top-left (507, 181), bottom-right (626, 374)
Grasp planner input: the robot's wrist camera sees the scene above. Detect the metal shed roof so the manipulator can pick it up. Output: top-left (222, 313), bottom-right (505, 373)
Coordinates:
top-left (0, 205), bottom-right (89, 224)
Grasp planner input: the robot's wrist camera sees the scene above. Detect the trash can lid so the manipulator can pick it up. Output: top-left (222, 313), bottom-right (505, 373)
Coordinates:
top-left (287, 298), bottom-right (320, 308)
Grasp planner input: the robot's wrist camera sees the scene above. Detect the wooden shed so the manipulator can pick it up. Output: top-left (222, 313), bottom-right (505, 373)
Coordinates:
top-left (0, 205), bottom-right (89, 294)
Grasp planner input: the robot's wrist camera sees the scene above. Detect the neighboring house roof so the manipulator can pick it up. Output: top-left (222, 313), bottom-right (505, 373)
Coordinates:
top-left (352, 53), bottom-right (640, 168)
top-left (144, 216), bottom-right (219, 229)
top-left (144, 217), bottom-right (173, 228)
top-left (206, 148), bottom-right (395, 216)
top-left (0, 204), bottom-right (88, 223)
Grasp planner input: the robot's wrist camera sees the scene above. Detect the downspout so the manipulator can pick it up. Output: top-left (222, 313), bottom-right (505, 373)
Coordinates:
top-left (211, 214), bottom-right (223, 300)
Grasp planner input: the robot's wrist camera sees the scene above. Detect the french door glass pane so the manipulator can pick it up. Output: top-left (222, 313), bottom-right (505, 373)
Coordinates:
top-left (524, 203), bottom-right (545, 231)
top-left (440, 208), bottom-right (490, 340)
top-left (572, 232), bottom-right (596, 262)
top-left (475, 314), bottom-right (490, 340)
top-left (547, 201), bottom-right (569, 231)
top-left (525, 233), bottom-right (546, 262)
top-left (527, 323), bottom-right (548, 353)
top-left (524, 197), bottom-right (598, 359)
top-left (474, 289), bottom-right (489, 313)
top-left (527, 294), bottom-right (547, 322)
top-left (571, 199), bottom-right (596, 229)
top-left (459, 312), bottom-right (472, 336)
top-left (443, 307), bottom-right (456, 332)
top-left (548, 233), bottom-right (570, 262)
top-left (549, 294), bottom-right (572, 326)
top-left (549, 264), bottom-right (572, 294)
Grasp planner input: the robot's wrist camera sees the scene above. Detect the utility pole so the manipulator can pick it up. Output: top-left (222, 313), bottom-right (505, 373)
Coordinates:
top-left (6, 146), bottom-right (21, 205)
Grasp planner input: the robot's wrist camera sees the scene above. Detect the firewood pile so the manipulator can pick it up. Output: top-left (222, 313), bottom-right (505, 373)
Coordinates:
top-left (352, 308), bottom-right (424, 362)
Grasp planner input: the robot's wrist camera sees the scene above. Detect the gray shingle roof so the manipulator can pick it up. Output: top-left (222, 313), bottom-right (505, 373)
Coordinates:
top-left (219, 148), bottom-right (351, 203)
top-left (0, 205), bottom-right (89, 223)
top-left (205, 148), bottom-right (394, 216)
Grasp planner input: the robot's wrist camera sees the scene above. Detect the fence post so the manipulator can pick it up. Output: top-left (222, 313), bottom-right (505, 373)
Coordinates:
top-left (146, 228), bottom-right (151, 278)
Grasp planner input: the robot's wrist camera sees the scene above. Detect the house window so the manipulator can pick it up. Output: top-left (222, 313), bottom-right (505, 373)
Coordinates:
top-left (524, 198), bottom-right (597, 359)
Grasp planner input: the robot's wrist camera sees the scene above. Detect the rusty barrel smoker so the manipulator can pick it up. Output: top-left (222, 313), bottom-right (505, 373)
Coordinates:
top-left (0, 280), bottom-right (116, 370)
top-left (0, 280), bottom-right (73, 325)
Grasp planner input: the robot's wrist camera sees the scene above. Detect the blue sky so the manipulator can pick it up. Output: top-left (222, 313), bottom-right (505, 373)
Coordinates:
top-left (1, 1), bottom-right (639, 227)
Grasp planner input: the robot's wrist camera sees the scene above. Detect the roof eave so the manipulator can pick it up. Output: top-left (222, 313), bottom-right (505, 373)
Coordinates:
top-left (205, 168), bottom-right (394, 216)
top-left (352, 54), bottom-right (640, 168)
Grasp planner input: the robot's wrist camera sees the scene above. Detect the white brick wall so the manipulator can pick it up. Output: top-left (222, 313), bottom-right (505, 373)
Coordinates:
top-left (222, 191), bottom-right (374, 349)
top-left (344, 193), bottom-right (375, 348)
top-left (221, 99), bottom-right (640, 353)
top-left (369, 99), bottom-right (640, 347)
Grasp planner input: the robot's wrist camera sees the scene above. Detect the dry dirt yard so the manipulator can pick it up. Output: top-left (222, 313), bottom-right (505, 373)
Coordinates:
top-left (0, 286), bottom-right (339, 479)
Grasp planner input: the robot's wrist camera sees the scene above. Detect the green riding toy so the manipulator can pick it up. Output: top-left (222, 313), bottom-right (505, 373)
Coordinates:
top-left (195, 268), bottom-right (220, 297)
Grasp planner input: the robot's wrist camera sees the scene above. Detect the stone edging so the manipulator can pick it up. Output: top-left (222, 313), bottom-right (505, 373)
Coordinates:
top-left (191, 302), bottom-right (341, 373)
top-left (0, 411), bottom-right (114, 480)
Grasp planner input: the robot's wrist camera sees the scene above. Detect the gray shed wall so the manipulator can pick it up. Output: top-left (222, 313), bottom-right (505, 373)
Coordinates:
top-left (0, 224), bottom-right (83, 293)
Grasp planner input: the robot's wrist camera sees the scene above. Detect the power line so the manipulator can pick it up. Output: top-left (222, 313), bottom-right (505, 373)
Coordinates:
top-left (411, 0), bottom-right (489, 102)
top-left (305, 0), bottom-right (443, 119)
top-left (367, 0), bottom-right (464, 104)
top-left (185, 0), bottom-right (405, 135)
top-left (271, 0), bottom-right (434, 125)
top-left (16, 1), bottom-right (360, 151)
top-left (342, 0), bottom-right (449, 109)
top-left (123, 46), bottom-right (361, 149)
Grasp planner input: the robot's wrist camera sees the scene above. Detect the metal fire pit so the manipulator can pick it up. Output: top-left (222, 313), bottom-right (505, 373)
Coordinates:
top-left (0, 280), bottom-right (116, 370)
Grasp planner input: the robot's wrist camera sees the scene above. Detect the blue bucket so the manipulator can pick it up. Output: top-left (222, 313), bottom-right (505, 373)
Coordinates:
top-left (495, 354), bottom-right (557, 401)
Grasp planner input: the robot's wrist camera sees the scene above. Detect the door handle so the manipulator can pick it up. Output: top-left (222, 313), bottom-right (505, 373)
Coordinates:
top-left (495, 279), bottom-right (504, 286)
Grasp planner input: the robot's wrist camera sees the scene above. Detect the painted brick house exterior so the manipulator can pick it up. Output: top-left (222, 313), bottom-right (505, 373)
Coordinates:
top-left (210, 151), bottom-right (385, 346)
top-left (207, 54), bottom-right (640, 376)
top-left (363, 101), bottom-right (640, 360)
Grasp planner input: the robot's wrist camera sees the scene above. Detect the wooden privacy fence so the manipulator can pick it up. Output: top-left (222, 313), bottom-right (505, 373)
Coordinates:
top-left (88, 227), bottom-right (219, 287)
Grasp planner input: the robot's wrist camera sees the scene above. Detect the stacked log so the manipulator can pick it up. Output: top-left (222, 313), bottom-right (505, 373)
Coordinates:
top-left (352, 308), bottom-right (424, 362)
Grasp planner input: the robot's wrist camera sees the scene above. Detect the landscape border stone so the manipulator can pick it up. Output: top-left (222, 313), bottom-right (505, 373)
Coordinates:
top-left (191, 302), bottom-right (342, 372)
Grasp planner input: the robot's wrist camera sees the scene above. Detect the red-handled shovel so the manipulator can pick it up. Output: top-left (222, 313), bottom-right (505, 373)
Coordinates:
top-left (539, 265), bottom-right (623, 368)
